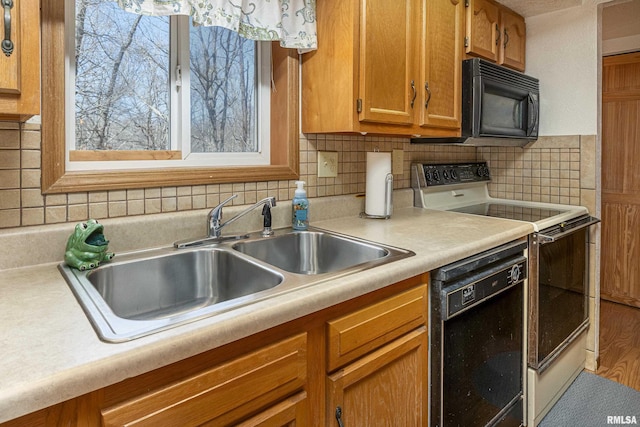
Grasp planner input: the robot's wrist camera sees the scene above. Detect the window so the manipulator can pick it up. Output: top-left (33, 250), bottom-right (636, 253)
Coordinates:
top-left (42, 0), bottom-right (298, 194)
top-left (68, 1), bottom-right (272, 171)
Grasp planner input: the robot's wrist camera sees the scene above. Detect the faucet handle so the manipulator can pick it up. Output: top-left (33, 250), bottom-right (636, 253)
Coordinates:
top-left (211, 194), bottom-right (237, 220)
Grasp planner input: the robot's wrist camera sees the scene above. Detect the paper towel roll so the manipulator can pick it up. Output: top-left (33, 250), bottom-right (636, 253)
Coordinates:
top-left (365, 152), bottom-right (392, 217)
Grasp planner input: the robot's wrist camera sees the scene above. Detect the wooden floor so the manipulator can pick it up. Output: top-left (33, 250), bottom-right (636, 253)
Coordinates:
top-left (595, 299), bottom-right (640, 391)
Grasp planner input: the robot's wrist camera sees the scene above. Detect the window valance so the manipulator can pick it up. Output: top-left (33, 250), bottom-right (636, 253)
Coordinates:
top-left (116, 0), bottom-right (317, 52)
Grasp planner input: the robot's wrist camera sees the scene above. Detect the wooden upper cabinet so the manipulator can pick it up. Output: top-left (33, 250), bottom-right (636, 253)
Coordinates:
top-left (0, 0), bottom-right (40, 121)
top-left (499, 8), bottom-right (526, 71)
top-left (358, 0), bottom-right (418, 125)
top-left (301, 0), bottom-right (460, 137)
top-left (420, 0), bottom-right (464, 130)
top-left (465, 0), bottom-right (526, 71)
top-left (465, 0), bottom-right (500, 63)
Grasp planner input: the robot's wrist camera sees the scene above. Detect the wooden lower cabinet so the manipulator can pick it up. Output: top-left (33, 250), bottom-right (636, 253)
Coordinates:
top-left (101, 334), bottom-right (307, 427)
top-left (327, 328), bottom-right (428, 427)
top-left (1, 275), bottom-right (429, 427)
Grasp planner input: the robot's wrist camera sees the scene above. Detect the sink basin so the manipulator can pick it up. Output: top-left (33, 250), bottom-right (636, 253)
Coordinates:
top-left (89, 249), bottom-right (283, 320)
top-left (233, 229), bottom-right (405, 275)
top-left (59, 247), bottom-right (284, 342)
top-left (60, 227), bottom-right (414, 342)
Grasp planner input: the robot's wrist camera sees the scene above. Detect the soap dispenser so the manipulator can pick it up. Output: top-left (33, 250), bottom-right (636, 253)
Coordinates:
top-left (292, 181), bottom-right (309, 230)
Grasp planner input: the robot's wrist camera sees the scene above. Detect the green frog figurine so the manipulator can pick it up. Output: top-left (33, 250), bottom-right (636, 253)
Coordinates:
top-left (64, 219), bottom-right (114, 271)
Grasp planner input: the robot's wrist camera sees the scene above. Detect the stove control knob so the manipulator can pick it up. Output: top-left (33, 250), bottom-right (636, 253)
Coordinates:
top-left (443, 170), bottom-right (449, 180)
top-left (450, 169), bottom-right (458, 180)
top-left (477, 166), bottom-right (490, 178)
top-left (425, 170), bottom-right (432, 181)
top-left (509, 264), bottom-right (522, 283)
top-left (433, 170), bottom-right (440, 181)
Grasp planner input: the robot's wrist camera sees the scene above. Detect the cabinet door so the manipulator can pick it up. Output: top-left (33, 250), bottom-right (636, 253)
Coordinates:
top-left (358, 0), bottom-right (419, 125)
top-left (420, 0), bottom-right (464, 130)
top-left (465, 0), bottom-right (500, 63)
top-left (499, 9), bottom-right (526, 71)
top-left (327, 328), bottom-right (428, 427)
top-left (0, 0), bottom-right (40, 121)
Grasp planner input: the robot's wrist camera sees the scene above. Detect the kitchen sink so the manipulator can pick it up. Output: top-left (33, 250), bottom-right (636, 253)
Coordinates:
top-left (59, 247), bottom-right (284, 342)
top-left (232, 229), bottom-right (394, 275)
top-left (59, 227), bottom-right (413, 342)
top-left (89, 249), bottom-right (283, 320)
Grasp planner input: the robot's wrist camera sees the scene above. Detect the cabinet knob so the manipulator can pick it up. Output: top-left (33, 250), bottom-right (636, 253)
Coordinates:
top-left (1, 0), bottom-right (13, 57)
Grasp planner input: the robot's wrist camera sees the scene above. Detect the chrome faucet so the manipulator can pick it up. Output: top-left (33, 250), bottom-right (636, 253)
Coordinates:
top-left (209, 194), bottom-right (277, 238)
top-left (173, 194), bottom-right (276, 248)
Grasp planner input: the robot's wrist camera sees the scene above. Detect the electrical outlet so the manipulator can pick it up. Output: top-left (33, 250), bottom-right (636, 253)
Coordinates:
top-left (392, 149), bottom-right (404, 175)
top-left (318, 151), bottom-right (339, 178)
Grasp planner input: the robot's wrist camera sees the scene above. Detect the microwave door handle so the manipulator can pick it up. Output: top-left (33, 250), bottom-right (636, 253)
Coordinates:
top-left (528, 93), bottom-right (539, 136)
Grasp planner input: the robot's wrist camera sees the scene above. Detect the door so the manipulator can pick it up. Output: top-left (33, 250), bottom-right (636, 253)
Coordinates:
top-left (0, 0), bottom-right (40, 120)
top-left (420, 0), bottom-right (464, 130)
top-left (327, 328), bottom-right (427, 427)
top-left (499, 9), bottom-right (526, 71)
top-left (465, 0), bottom-right (500, 63)
top-left (358, 0), bottom-right (419, 125)
top-left (601, 51), bottom-right (640, 308)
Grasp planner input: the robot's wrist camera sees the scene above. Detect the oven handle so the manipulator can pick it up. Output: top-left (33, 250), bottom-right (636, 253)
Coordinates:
top-left (535, 216), bottom-right (600, 244)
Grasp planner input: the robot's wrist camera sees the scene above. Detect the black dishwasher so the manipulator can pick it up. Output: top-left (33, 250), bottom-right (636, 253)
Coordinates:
top-left (430, 240), bottom-right (527, 427)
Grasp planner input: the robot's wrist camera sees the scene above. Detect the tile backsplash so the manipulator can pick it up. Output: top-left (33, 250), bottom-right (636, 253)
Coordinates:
top-left (479, 135), bottom-right (597, 213)
top-left (0, 121), bottom-right (596, 229)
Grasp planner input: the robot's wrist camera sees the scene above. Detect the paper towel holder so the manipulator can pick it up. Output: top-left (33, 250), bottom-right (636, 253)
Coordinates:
top-left (360, 173), bottom-right (393, 219)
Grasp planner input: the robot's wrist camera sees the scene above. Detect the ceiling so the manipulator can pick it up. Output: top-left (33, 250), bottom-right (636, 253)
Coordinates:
top-left (602, 0), bottom-right (640, 39)
top-left (498, 0), bottom-right (607, 17)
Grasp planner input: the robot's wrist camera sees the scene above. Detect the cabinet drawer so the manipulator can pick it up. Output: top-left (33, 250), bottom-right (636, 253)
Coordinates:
top-left (327, 285), bottom-right (427, 371)
top-left (101, 333), bottom-right (307, 427)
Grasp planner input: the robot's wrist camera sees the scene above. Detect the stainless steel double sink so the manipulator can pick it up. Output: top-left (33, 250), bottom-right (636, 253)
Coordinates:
top-left (59, 228), bottom-right (414, 342)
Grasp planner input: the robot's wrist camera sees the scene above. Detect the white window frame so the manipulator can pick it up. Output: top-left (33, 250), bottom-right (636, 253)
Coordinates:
top-left (64, 3), bottom-right (271, 172)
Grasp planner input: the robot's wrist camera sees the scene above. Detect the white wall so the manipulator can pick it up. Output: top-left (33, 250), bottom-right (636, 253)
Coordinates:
top-left (526, 5), bottom-right (599, 136)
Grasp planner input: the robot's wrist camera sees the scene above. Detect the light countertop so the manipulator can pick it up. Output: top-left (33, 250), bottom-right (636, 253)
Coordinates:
top-left (0, 199), bottom-right (533, 423)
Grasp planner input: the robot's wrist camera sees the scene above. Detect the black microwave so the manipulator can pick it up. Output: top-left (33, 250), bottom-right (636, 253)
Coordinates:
top-left (412, 58), bottom-right (539, 146)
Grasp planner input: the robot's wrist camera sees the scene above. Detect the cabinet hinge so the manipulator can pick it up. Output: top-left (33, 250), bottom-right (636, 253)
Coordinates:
top-left (464, 37), bottom-right (469, 48)
top-left (356, 98), bottom-right (362, 113)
